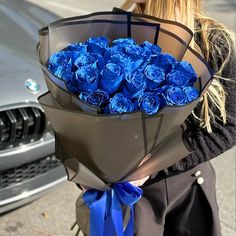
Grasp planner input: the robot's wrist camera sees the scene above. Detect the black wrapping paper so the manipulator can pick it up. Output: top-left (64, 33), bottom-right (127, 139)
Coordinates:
top-left (38, 11), bottom-right (214, 184)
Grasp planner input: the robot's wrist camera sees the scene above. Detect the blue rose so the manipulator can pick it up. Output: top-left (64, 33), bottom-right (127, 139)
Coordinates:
top-left (79, 89), bottom-right (109, 107)
top-left (138, 92), bottom-right (160, 115)
top-left (125, 44), bottom-right (151, 69)
top-left (112, 38), bottom-right (136, 46)
top-left (167, 61), bottom-right (197, 86)
top-left (144, 64), bottom-right (166, 90)
top-left (70, 51), bottom-right (82, 66)
top-left (155, 85), bottom-right (170, 95)
top-left (87, 36), bottom-right (109, 55)
top-left (108, 93), bottom-right (134, 114)
top-left (66, 42), bottom-right (88, 53)
top-left (109, 46), bottom-right (145, 73)
top-left (123, 72), bottom-right (147, 98)
top-left (108, 45), bottom-right (127, 55)
top-left (53, 64), bottom-right (72, 81)
top-left (182, 86), bottom-right (199, 103)
top-left (75, 67), bottom-right (99, 92)
top-left (48, 51), bottom-right (73, 73)
top-left (141, 41), bottom-right (162, 57)
top-left (107, 42), bottom-right (151, 73)
top-left (153, 53), bottom-right (177, 72)
top-left (164, 86), bottom-right (188, 106)
top-left (125, 44), bottom-right (150, 60)
top-left (65, 76), bottom-right (80, 94)
top-left (92, 53), bottom-right (106, 70)
top-left (74, 53), bottom-right (97, 68)
top-left (74, 53), bottom-right (105, 70)
top-left (110, 54), bottom-right (133, 72)
top-left (101, 63), bottom-right (125, 94)
top-left (155, 85), bottom-right (170, 108)
top-left (66, 43), bottom-right (88, 65)
top-left (104, 44), bottom-right (126, 62)
top-left (155, 84), bottom-right (170, 110)
top-left (48, 51), bottom-right (72, 65)
top-left (111, 54), bottom-right (144, 74)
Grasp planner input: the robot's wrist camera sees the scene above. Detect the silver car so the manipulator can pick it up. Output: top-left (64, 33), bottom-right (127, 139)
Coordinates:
top-left (0, 0), bottom-right (123, 214)
top-left (0, 0), bottom-right (68, 214)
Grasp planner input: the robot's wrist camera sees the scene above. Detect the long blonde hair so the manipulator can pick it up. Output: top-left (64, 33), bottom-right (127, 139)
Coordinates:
top-left (122, 0), bottom-right (235, 133)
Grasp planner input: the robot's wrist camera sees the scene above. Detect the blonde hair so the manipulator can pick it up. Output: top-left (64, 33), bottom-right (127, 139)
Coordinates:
top-left (122, 0), bottom-right (236, 133)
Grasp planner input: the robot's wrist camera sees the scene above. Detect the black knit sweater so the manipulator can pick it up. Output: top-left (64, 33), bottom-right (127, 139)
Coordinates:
top-left (151, 29), bottom-right (236, 180)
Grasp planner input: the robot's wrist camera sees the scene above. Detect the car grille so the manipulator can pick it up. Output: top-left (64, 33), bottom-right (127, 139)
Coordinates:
top-left (0, 155), bottom-right (61, 189)
top-left (0, 107), bottom-right (46, 150)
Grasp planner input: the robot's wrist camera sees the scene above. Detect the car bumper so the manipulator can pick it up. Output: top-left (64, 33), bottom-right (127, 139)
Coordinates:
top-left (0, 164), bottom-right (67, 214)
top-left (0, 131), bottom-right (55, 171)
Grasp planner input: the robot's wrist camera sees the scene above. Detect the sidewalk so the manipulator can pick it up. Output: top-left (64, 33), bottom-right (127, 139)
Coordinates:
top-left (211, 148), bottom-right (236, 236)
top-left (203, 1), bottom-right (236, 235)
top-left (204, 0), bottom-right (236, 30)
top-left (0, 148), bottom-right (234, 236)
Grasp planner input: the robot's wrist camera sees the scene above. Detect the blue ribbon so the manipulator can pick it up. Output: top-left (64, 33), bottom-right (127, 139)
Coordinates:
top-left (83, 182), bottom-right (143, 236)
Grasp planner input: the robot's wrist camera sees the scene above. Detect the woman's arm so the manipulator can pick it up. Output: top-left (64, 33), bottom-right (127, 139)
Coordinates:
top-left (171, 38), bottom-right (236, 172)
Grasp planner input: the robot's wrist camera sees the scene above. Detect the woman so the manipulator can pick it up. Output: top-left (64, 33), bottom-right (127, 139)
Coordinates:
top-left (121, 1), bottom-right (236, 235)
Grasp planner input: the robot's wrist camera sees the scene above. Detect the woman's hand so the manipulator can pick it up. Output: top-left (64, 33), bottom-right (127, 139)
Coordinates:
top-left (129, 155), bottom-right (150, 187)
top-left (129, 175), bottom-right (149, 187)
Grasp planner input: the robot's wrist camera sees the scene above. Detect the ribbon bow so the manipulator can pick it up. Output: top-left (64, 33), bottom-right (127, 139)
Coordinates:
top-left (83, 182), bottom-right (143, 236)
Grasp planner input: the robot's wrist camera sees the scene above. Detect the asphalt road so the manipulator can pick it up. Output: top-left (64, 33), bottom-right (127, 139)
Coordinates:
top-left (0, 1), bottom-right (235, 236)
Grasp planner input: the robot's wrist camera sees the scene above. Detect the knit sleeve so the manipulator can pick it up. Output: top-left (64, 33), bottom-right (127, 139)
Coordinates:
top-left (170, 33), bottom-right (236, 172)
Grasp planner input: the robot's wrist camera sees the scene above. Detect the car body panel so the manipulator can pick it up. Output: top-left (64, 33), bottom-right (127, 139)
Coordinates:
top-left (0, 46), bottom-right (47, 108)
top-left (26, 0), bottom-right (124, 17)
top-left (0, 166), bottom-right (66, 214)
top-left (0, 0), bottom-right (124, 214)
top-left (0, 0), bottom-right (73, 214)
top-left (0, 129), bottom-right (54, 171)
top-left (0, 1), bottom-right (60, 107)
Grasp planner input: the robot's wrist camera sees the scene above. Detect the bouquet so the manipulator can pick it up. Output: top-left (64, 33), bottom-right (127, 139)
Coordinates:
top-left (48, 37), bottom-right (200, 116)
top-left (37, 11), bottom-right (213, 236)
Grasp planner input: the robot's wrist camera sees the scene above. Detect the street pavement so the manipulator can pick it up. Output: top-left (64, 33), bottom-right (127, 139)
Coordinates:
top-left (0, 147), bottom-right (235, 236)
top-left (211, 148), bottom-right (236, 236)
top-left (204, 0), bottom-right (236, 30)
top-left (0, 0), bottom-right (235, 236)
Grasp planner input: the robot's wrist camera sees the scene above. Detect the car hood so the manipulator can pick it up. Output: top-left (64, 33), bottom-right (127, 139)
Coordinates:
top-left (26, 0), bottom-right (124, 17)
top-left (0, 45), bottom-right (46, 108)
top-left (0, 0), bottom-right (61, 108)
top-left (0, 0), bottom-right (123, 108)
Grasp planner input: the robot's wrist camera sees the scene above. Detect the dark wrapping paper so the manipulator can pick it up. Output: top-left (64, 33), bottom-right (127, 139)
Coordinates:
top-left (37, 11), bottom-right (213, 184)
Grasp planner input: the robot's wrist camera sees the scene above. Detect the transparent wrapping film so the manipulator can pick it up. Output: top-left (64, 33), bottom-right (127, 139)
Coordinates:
top-left (123, 126), bottom-right (190, 182)
top-left (39, 92), bottom-right (146, 182)
top-left (38, 11), bottom-right (213, 113)
top-left (183, 47), bottom-right (213, 95)
top-left (48, 13), bottom-right (160, 56)
top-left (39, 91), bottom-right (198, 183)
